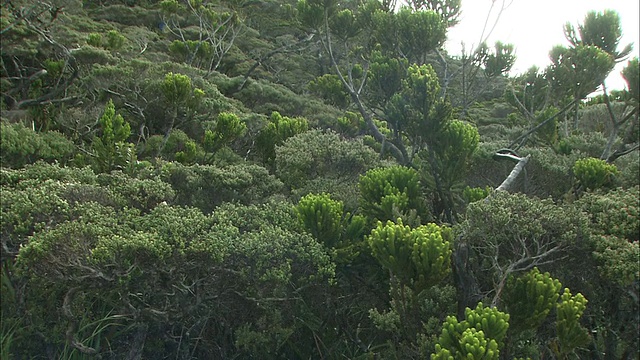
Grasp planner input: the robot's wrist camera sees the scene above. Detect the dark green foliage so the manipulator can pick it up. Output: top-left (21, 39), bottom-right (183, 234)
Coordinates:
top-left (275, 129), bottom-right (379, 196)
top-left (13, 203), bottom-right (334, 358)
top-left (622, 57), bottom-right (639, 102)
top-left (1, 0), bottom-right (638, 358)
top-left (458, 191), bottom-right (590, 300)
top-left (158, 161), bottom-right (283, 213)
top-left (308, 74), bottom-right (351, 108)
top-left (0, 122), bottom-right (75, 168)
top-left (565, 10), bottom-right (633, 61)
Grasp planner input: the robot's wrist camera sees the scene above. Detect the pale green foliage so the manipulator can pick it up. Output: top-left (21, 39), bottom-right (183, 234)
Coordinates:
top-left (552, 289), bottom-right (590, 357)
top-left (359, 165), bottom-right (427, 223)
top-left (368, 219), bottom-right (451, 290)
top-left (98, 99), bottom-right (130, 147)
top-left (433, 119), bottom-right (479, 187)
top-left (572, 157), bottom-right (618, 190)
top-left (160, 0), bottom-right (181, 14)
top-left (576, 187), bottom-right (639, 286)
top-left (308, 74), bottom-right (350, 108)
top-left (161, 72), bottom-right (201, 106)
top-left (87, 32), bottom-right (102, 47)
top-left (86, 30), bottom-right (126, 51)
top-left (503, 268), bottom-right (562, 333)
top-left (432, 302), bottom-right (509, 359)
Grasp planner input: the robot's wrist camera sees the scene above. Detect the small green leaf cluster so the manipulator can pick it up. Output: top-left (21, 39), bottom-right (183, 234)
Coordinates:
top-left (553, 289), bottom-right (590, 357)
top-left (573, 156), bottom-right (618, 190)
top-left (169, 40), bottom-right (213, 63)
top-left (533, 106), bottom-right (559, 145)
top-left (503, 268), bottom-right (562, 333)
top-left (462, 186), bottom-right (491, 203)
top-left (329, 9), bottom-right (361, 41)
top-left (141, 129), bottom-right (202, 163)
top-left (296, 193), bottom-right (343, 248)
top-left (256, 111), bottom-right (308, 165)
top-left (86, 30), bottom-right (126, 51)
top-left (368, 219), bottom-right (451, 290)
top-left (359, 165), bottom-right (427, 223)
top-left (621, 57), bottom-right (638, 102)
top-left (82, 99), bottom-right (135, 173)
top-left (203, 112), bottom-right (247, 153)
top-left (161, 72), bottom-right (204, 107)
top-left (160, 0), bottom-right (181, 14)
top-left (295, 193), bottom-right (366, 263)
top-left (483, 41), bottom-right (516, 77)
top-left (387, 64), bottom-right (446, 140)
top-left (432, 303), bottom-right (509, 359)
top-left (433, 119), bottom-right (480, 188)
top-left (308, 74), bottom-right (351, 108)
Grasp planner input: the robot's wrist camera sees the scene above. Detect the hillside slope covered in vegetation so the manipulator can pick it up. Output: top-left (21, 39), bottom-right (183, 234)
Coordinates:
top-left (1, 0), bottom-right (638, 358)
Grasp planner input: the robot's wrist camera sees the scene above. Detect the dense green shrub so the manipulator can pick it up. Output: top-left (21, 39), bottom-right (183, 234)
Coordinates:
top-left (275, 129), bottom-right (379, 190)
top-left (158, 161), bottom-right (283, 213)
top-left (458, 191), bottom-right (590, 299)
top-left (576, 186), bottom-right (639, 286)
top-left (12, 200), bottom-right (335, 358)
top-left (0, 122), bottom-right (75, 168)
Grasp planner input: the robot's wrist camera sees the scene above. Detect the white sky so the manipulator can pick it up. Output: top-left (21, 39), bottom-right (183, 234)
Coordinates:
top-left (443, 0), bottom-right (640, 91)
